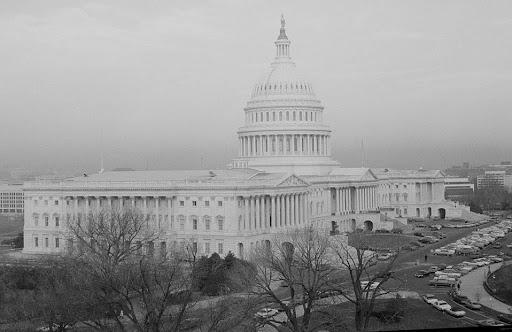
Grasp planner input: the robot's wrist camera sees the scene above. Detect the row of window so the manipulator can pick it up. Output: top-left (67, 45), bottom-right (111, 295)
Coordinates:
top-left (247, 110), bottom-right (319, 124)
top-left (33, 199), bottom-right (60, 206)
top-left (183, 200), bottom-right (223, 207)
top-left (34, 236), bottom-right (60, 248)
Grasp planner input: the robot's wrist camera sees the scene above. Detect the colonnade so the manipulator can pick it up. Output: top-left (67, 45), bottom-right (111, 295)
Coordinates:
top-left (239, 134), bottom-right (330, 157)
top-left (64, 196), bottom-right (173, 229)
top-left (333, 186), bottom-right (378, 215)
top-left (241, 192), bottom-right (308, 232)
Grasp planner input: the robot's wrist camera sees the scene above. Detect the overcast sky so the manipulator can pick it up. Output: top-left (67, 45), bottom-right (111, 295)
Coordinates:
top-left (1, 0), bottom-right (511, 174)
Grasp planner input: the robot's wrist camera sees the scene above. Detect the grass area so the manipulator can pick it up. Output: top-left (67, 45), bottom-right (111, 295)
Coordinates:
top-left (0, 215), bottom-right (23, 240)
top-left (309, 298), bottom-right (469, 331)
top-left (348, 233), bottom-right (416, 251)
top-left (487, 264), bottom-right (512, 306)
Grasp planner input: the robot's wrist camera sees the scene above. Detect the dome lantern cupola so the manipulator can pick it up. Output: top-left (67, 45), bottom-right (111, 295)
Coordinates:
top-left (275, 14), bottom-right (291, 60)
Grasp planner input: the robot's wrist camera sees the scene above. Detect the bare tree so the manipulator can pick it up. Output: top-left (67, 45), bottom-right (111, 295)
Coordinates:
top-left (199, 296), bottom-right (259, 332)
top-left (250, 225), bottom-right (336, 332)
top-left (330, 232), bottom-right (403, 332)
top-left (66, 207), bottom-right (196, 332)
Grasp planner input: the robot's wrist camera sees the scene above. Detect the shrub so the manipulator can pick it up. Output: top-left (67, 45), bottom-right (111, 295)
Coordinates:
top-left (391, 228), bottom-right (403, 234)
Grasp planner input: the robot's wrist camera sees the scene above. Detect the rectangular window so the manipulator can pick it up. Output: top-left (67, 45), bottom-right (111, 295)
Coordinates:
top-left (205, 242), bottom-right (210, 255)
top-left (218, 201), bottom-right (223, 207)
top-left (205, 200), bottom-right (210, 207)
top-left (218, 243), bottom-right (223, 254)
top-left (55, 216), bottom-right (59, 227)
top-left (218, 220), bottom-right (223, 231)
top-left (45, 216), bottom-right (49, 227)
top-left (54, 200), bottom-right (59, 205)
top-left (193, 218), bottom-right (198, 230)
top-left (45, 238), bottom-right (49, 248)
top-left (205, 220), bottom-right (210, 230)
top-left (34, 200), bottom-right (38, 206)
top-left (55, 238), bottom-right (60, 248)
top-left (192, 201), bottom-right (197, 207)
top-left (179, 201), bottom-right (184, 207)
top-left (192, 242), bottom-right (198, 254)
top-left (44, 200), bottom-right (48, 206)
top-left (180, 220), bottom-right (184, 231)
top-left (35, 237), bottom-right (38, 247)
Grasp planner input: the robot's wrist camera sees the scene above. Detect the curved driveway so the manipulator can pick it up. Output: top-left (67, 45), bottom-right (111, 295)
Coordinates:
top-left (460, 262), bottom-right (512, 314)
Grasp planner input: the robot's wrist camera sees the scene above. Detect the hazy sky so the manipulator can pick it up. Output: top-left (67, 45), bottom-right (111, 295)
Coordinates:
top-left (1, 0), bottom-right (511, 174)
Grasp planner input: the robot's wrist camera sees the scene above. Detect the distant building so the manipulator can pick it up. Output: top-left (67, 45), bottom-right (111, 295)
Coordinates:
top-left (0, 183), bottom-right (24, 215)
top-left (477, 171), bottom-right (507, 190)
top-left (444, 177), bottom-right (474, 202)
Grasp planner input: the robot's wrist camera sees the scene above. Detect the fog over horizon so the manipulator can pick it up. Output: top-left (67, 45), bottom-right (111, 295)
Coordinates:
top-left (1, 0), bottom-right (512, 175)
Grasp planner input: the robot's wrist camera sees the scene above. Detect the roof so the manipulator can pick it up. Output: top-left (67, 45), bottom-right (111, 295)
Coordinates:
top-left (304, 168), bottom-right (378, 183)
top-left (371, 168), bottom-right (445, 180)
top-left (23, 169), bottom-right (311, 190)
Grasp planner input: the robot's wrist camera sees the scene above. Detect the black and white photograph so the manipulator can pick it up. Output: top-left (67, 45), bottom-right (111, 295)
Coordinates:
top-left (1, 1), bottom-right (512, 331)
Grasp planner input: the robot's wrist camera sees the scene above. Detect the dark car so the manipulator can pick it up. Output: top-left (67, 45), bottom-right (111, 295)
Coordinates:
top-left (414, 232), bottom-right (425, 237)
top-left (449, 290), bottom-right (469, 304)
top-left (414, 270), bottom-right (430, 278)
top-left (497, 314), bottom-right (512, 325)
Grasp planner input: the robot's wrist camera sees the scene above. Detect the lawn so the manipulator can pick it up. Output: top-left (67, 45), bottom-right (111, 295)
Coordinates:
top-left (308, 298), bottom-right (469, 331)
top-left (486, 264), bottom-right (512, 306)
top-left (348, 233), bottom-right (416, 251)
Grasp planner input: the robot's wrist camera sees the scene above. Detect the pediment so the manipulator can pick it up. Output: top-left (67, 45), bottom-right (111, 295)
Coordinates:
top-left (276, 175), bottom-right (310, 187)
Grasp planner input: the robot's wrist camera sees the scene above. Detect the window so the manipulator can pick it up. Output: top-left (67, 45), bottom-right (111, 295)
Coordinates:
top-left (218, 243), bottom-right (224, 254)
top-left (179, 215), bottom-right (185, 230)
top-left (192, 200), bottom-right (197, 207)
top-left (403, 193), bottom-right (408, 202)
top-left (279, 112), bottom-right (282, 121)
top-left (192, 217), bottom-right (198, 230)
top-left (55, 216), bottom-right (59, 227)
top-left (179, 200), bottom-right (184, 207)
top-left (205, 216), bottom-right (211, 230)
top-left (205, 242), bottom-right (210, 255)
top-left (44, 215), bottom-right (49, 227)
top-left (34, 200), bottom-right (38, 206)
top-left (34, 237), bottom-right (38, 247)
top-left (205, 200), bottom-right (210, 207)
top-left (54, 200), bottom-right (59, 205)
top-left (217, 216), bottom-right (224, 231)
top-left (55, 238), bottom-right (60, 248)
top-left (45, 238), bottom-right (49, 248)
top-left (293, 111), bottom-right (296, 121)
top-left (33, 215), bottom-right (39, 226)
top-left (273, 112), bottom-right (276, 121)
top-left (192, 242), bottom-right (198, 254)
top-left (404, 208), bottom-right (408, 216)
top-left (266, 112), bottom-right (269, 121)
top-left (44, 200), bottom-right (48, 206)
top-left (218, 201), bottom-right (223, 207)
top-left (286, 112), bottom-right (289, 120)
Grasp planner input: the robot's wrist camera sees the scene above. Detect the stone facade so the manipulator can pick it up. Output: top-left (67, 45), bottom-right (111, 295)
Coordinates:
top-left (22, 17), bottom-right (465, 257)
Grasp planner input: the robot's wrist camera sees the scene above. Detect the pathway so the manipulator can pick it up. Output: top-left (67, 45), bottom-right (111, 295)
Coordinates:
top-left (460, 262), bottom-right (512, 314)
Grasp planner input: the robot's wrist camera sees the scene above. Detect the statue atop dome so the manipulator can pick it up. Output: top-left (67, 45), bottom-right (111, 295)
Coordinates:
top-left (278, 14), bottom-right (288, 41)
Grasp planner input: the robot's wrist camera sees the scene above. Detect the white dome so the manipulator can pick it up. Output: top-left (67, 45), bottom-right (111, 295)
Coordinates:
top-left (250, 61), bottom-right (317, 101)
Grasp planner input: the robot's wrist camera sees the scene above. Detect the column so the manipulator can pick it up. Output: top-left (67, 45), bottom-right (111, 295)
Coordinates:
top-left (284, 195), bottom-right (290, 226)
top-left (255, 196), bottom-right (260, 230)
top-left (280, 195), bottom-right (284, 227)
top-left (298, 193), bottom-right (303, 224)
top-left (336, 188), bottom-right (341, 214)
top-left (276, 195), bottom-right (281, 227)
top-left (249, 197), bottom-right (254, 230)
top-left (155, 197), bottom-right (160, 229)
top-left (244, 197), bottom-right (249, 230)
top-left (260, 196), bottom-right (265, 229)
top-left (271, 196), bottom-right (276, 229)
top-left (294, 194), bottom-right (298, 225)
top-left (85, 196), bottom-right (90, 217)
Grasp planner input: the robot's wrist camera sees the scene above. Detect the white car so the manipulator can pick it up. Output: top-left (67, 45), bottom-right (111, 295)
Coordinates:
top-left (422, 294), bottom-right (437, 304)
top-left (432, 300), bottom-right (452, 311)
top-left (377, 253), bottom-right (392, 261)
top-left (255, 308), bottom-right (278, 319)
top-left (446, 307), bottom-right (466, 318)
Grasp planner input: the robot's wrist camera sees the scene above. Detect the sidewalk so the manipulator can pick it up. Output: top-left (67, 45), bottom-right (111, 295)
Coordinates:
top-left (460, 262), bottom-right (512, 314)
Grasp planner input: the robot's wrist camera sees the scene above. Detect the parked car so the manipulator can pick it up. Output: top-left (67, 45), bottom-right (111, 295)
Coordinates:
top-left (493, 242), bottom-right (503, 249)
top-left (414, 232), bottom-right (425, 237)
top-left (477, 319), bottom-right (506, 327)
top-left (432, 300), bottom-right (451, 311)
top-left (255, 308), bottom-right (278, 319)
top-left (449, 290), bottom-right (469, 304)
top-left (462, 300), bottom-right (482, 310)
top-left (429, 278), bottom-right (455, 287)
top-left (415, 270), bottom-right (430, 278)
top-left (497, 314), bottom-right (512, 325)
top-left (377, 253), bottom-right (392, 261)
top-left (446, 307), bottom-right (466, 318)
top-left (427, 266), bottom-right (440, 273)
top-left (422, 294), bottom-right (437, 304)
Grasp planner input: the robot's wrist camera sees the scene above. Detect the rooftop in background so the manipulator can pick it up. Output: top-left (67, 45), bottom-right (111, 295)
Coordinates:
top-left (372, 168), bottom-right (444, 180)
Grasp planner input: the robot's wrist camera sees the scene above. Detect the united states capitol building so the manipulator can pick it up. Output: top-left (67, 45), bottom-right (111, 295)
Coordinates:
top-left (23, 17), bottom-right (467, 257)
